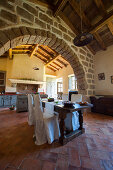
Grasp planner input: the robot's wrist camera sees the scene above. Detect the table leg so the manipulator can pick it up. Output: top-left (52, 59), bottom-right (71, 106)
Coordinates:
top-left (59, 117), bottom-right (65, 145)
top-left (59, 110), bottom-right (66, 145)
top-left (78, 110), bottom-right (83, 130)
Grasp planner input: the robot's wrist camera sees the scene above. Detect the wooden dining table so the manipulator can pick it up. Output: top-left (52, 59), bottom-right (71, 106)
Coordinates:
top-left (42, 101), bottom-right (93, 145)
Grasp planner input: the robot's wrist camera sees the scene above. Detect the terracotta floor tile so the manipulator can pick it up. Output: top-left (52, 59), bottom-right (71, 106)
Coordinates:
top-left (0, 157), bottom-right (15, 170)
top-left (68, 147), bottom-right (81, 167)
top-left (3, 167), bottom-right (17, 170)
top-left (77, 142), bottom-right (89, 157)
top-left (20, 158), bottom-right (42, 170)
top-left (0, 109), bottom-right (113, 170)
top-left (101, 160), bottom-right (113, 170)
top-left (68, 165), bottom-right (93, 170)
top-left (38, 151), bottom-right (58, 163)
top-left (11, 155), bottom-right (27, 168)
top-left (50, 145), bottom-right (68, 155)
top-left (56, 154), bottom-right (69, 170)
top-left (80, 156), bottom-right (104, 170)
top-left (89, 150), bottom-right (110, 160)
top-left (109, 152), bottom-right (113, 161)
top-left (41, 160), bottom-right (56, 170)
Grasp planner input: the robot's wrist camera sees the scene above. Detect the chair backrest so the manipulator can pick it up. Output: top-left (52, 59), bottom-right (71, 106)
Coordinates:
top-left (33, 94), bottom-right (43, 120)
top-left (71, 94), bottom-right (82, 103)
top-left (28, 94), bottom-right (34, 112)
top-left (62, 94), bottom-right (68, 101)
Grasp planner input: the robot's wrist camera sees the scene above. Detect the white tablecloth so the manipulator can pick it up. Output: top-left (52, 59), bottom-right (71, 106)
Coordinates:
top-left (44, 100), bottom-right (80, 131)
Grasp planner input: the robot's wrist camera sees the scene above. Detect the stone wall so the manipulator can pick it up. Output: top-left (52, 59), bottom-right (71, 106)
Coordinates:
top-left (0, 0), bottom-right (95, 96)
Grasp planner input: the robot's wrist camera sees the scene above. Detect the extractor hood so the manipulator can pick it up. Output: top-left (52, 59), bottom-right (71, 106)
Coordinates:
top-left (8, 79), bottom-right (46, 85)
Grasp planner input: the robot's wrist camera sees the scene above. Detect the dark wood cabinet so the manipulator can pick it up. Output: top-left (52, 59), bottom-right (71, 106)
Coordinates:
top-left (0, 71), bottom-right (6, 93)
top-left (16, 95), bottom-right (28, 112)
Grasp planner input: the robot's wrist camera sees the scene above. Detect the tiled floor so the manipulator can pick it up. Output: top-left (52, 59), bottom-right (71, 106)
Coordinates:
top-left (0, 108), bottom-right (113, 170)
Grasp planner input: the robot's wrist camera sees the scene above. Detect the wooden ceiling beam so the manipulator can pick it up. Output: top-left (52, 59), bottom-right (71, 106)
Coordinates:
top-left (38, 46), bottom-right (54, 59)
top-left (94, 0), bottom-right (107, 16)
top-left (13, 52), bottom-right (29, 54)
top-left (49, 64), bottom-right (59, 70)
top-left (93, 32), bottom-right (106, 50)
top-left (108, 21), bottom-right (113, 35)
top-left (56, 58), bottom-right (68, 67)
top-left (90, 10), bottom-right (113, 33)
top-left (34, 54), bottom-right (47, 63)
top-left (86, 45), bottom-right (96, 55)
top-left (45, 54), bottom-right (61, 66)
top-left (68, 0), bottom-right (106, 52)
top-left (29, 44), bottom-right (38, 58)
top-left (35, 52), bottom-right (48, 61)
top-left (47, 66), bottom-right (56, 72)
top-left (9, 48), bottom-right (13, 60)
top-left (59, 11), bottom-right (79, 35)
top-left (94, 33), bottom-right (106, 51)
top-left (53, 61), bottom-right (63, 69)
top-left (45, 46), bottom-right (58, 55)
top-left (36, 51), bottom-right (50, 60)
top-left (12, 49), bottom-right (30, 52)
top-left (69, 0), bottom-right (91, 26)
top-left (54, 0), bottom-right (68, 16)
top-left (59, 11), bottom-right (95, 55)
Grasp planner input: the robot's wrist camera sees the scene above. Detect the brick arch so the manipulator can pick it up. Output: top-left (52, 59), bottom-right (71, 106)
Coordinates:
top-left (0, 26), bottom-right (87, 95)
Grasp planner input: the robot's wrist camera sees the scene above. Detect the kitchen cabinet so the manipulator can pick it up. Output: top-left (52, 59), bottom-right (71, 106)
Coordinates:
top-left (0, 96), bottom-right (3, 107)
top-left (16, 95), bottom-right (28, 112)
top-left (0, 95), bottom-right (17, 107)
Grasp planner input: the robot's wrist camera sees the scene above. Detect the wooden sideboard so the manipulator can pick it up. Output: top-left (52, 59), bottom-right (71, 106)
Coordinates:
top-left (90, 96), bottom-right (113, 116)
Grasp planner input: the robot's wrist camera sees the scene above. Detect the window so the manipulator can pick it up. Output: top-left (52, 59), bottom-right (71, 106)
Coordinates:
top-left (68, 75), bottom-right (77, 90)
top-left (57, 82), bottom-right (63, 93)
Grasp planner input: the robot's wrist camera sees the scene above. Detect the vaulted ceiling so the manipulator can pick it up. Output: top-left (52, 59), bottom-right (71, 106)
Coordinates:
top-left (2, 44), bottom-right (69, 72)
top-left (27, 0), bottom-right (113, 54)
top-left (1, 0), bottom-right (113, 73)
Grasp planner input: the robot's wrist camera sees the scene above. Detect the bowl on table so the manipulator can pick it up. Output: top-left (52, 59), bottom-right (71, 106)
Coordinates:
top-left (63, 101), bottom-right (75, 108)
top-left (48, 98), bottom-right (54, 102)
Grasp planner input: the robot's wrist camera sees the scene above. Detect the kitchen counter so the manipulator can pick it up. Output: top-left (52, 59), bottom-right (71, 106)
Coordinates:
top-left (0, 93), bottom-right (26, 95)
top-left (0, 94), bottom-right (27, 108)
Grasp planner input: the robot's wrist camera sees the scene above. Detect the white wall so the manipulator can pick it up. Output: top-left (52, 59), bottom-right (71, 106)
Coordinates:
top-left (94, 45), bottom-right (113, 95)
top-left (56, 65), bottom-right (74, 94)
top-left (0, 54), bottom-right (45, 92)
top-left (46, 64), bottom-right (75, 94)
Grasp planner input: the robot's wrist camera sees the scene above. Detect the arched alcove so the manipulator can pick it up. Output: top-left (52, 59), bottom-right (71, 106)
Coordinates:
top-left (0, 27), bottom-right (88, 95)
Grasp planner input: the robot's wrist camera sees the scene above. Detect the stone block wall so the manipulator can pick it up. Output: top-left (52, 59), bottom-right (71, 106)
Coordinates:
top-left (0, 0), bottom-right (95, 96)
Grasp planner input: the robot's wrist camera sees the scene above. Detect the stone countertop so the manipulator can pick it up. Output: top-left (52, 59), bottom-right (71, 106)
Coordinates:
top-left (0, 94), bottom-right (27, 96)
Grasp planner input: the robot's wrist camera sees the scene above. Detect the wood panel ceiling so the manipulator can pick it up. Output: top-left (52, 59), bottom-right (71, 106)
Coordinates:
top-left (1, 44), bottom-right (69, 72)
top-left (27, 0), bottom-right (113, 54)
